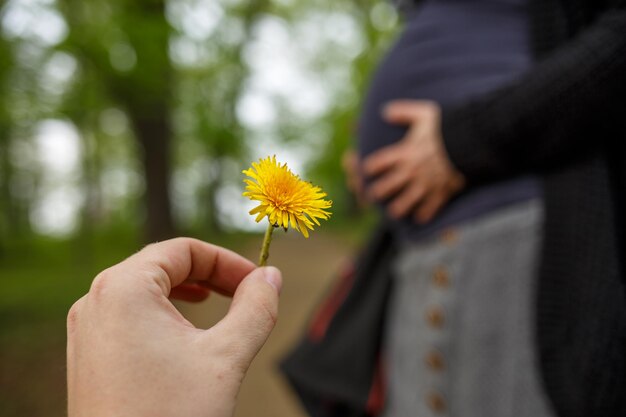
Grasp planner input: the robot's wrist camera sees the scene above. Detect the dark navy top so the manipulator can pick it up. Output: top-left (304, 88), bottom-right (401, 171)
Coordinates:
top-left (358, 0), bottom-right (541, 240)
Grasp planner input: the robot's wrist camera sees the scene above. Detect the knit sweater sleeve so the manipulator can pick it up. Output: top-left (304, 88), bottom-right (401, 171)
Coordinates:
top-left (441, 8), bottom-right (626, 184)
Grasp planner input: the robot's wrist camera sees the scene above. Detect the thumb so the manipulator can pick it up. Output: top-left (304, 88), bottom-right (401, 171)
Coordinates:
top-left (212, 266), bottom-right (282, 365)
top-left (382, 100), bottom-right (437, 125)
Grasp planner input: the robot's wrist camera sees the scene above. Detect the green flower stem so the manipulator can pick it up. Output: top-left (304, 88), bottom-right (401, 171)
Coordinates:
top-left (258, 222), bottom-right (275, 266)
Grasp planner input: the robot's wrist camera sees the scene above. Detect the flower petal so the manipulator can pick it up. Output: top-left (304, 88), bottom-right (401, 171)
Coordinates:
top-left (242, 155), bottom-right (332, 237)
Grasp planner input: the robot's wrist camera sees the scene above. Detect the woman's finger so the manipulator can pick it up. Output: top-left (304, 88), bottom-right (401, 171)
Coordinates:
top-left (368, 164), bottom-right (413, 201)
top-left (362, 142), bottom-right (405, 177)
top-left (382, 100), bottom-right (437, 125)
top-left (388, 181), bottom-right (428, 219)
top-left (415, 191), bottom-right (449, 224)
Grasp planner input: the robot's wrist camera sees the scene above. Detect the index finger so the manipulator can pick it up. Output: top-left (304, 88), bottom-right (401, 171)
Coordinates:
top-left (363, 143), bottom-right (404, 177)
top-left (122, 237), bottom-right (256, 297)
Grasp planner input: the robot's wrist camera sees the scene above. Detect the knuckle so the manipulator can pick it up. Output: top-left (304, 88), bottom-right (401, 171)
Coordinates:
top-left (265, 304), bottom-right (279, 328)
top-left (169, 236), bottom-right (198, 248)
top-left (89, 267), bottom-right (118, 300)
top-left (421, 100), bottom-right (438, 113)
top-left (141, 237), bottom-right (195, 256)
top-left (423, 101), bottom-right (436, 111)
top-left (250, 292), bottom-right (278, 330)
top-left (140, 241), bottom-right (161, 253)
top-left (259, 302), bottom-right (279, 330)
top-left (66, 297), bottom-right (84, 333)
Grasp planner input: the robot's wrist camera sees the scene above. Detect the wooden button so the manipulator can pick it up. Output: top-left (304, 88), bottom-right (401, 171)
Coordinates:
top-left (426, 391), bottom-right (446, 413)
top-left (440, 228), bottom-right (459, 245)
top-left (425, 350), bottom-right (445, 371)
top-left (425, 306), bottom-right (445, 328)
top-left (433, 266), bottom-right (450, 288)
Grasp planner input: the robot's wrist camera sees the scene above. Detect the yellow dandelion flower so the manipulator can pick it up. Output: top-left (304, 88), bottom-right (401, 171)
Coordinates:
top-left (243, 155), bottom-right (332, 266)
top-left (243, 155), bottom-right (332, 238)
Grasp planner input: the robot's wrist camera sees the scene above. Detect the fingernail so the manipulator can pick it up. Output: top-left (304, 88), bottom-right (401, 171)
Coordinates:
top-left (262, 267), bottom-right (282, 294)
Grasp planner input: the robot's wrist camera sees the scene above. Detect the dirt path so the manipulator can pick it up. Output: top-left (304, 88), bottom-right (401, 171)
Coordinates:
top-left (178, 232), bottom-right (356, 417)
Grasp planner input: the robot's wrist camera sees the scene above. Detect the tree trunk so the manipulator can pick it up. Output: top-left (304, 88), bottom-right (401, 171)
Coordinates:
top-left (119, 0), bottom-right (176, 243)
top-left (132, 109), bottom-right (176, 242)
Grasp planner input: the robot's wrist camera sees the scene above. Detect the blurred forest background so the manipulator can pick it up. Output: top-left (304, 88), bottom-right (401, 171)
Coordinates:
top-left (0, 0), bottom-right (400, 415)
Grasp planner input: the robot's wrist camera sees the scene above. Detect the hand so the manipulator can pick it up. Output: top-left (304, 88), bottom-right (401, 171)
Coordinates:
top-left (67, 237), bottom-right (282, 417)
top-left (363, 100), bottom-right (466, 223)
top-left (342, 148), bottom-right (367, 206)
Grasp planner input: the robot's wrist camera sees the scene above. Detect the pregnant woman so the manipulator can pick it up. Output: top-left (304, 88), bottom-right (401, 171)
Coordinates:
top-left (282, 1), bottom-right (626, 417)
top-left (359, 0), bottom-right (550, 415)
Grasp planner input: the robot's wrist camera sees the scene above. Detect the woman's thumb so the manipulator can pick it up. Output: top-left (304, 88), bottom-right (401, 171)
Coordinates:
top-left (213, 266), bottom-right (282, 364)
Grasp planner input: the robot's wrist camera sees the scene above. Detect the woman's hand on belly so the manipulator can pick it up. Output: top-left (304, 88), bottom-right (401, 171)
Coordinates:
top-left (363, 100), bottom-right (466, 223)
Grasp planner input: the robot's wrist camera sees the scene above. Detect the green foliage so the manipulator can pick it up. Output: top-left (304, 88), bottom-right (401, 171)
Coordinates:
top-left (0, 0), bottom-right (399, 238)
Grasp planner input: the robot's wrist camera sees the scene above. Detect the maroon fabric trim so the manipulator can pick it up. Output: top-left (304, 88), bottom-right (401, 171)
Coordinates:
top-left (366, 353), bottom-right (387, 416)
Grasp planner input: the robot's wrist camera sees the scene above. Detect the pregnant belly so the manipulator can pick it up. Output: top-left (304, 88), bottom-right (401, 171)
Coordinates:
top-left (357, 0), bottom-right (531, 159)
top-left (354, 0), bottom-right (541, 239)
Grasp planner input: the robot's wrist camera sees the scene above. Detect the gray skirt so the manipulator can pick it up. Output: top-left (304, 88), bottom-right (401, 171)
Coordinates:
top-left (382, 199), bottom-right (555, 417)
